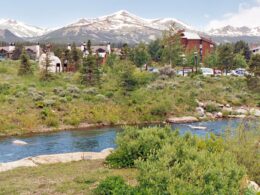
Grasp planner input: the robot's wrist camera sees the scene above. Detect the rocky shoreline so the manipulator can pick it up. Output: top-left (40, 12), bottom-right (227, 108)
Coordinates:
top-left (0, 148), bottom-right (114, 173)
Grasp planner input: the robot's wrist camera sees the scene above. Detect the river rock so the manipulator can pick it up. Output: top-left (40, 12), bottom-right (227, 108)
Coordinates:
top-left (206, 112), bottom-right (214, 119)
top-left (167, 116), bottom-right (198, 124)
top-left (235, 108), bottom-right (248, 115)
top-left (222, 107), bottom-right (233, 113)
top-left (215, 112), bottom-right (223, 118)
top-left (250, 108), bottom-right (260, 117)
top-left (196, 107), bottom-right (205, 117)
top-left (12, 140), bottom-right (28, 146)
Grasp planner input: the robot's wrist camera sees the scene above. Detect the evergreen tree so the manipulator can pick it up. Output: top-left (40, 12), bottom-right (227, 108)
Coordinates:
top-left (234, 40), bottom-right (251, 62)
top-left (81, 55), bottom-right (100, 86)
top-left (161, 23), bottom-right (183, 67)
top-left (87, 40), bottom-right (92, 54)
top-left (40, 52), bottom-right (52, 80)
top-left (217, 43), bottom-right (234, 73)
top-left (118, 61), bottom-right (137, 94)
top-left (18, 49), bottom-right (32, 76)
top-left (120, 43), bottom-right (130, 60)
top-left (71, 43), bottom-right (82, 70)
top-left (249, 54), bottom-right (260, 77)
top-left (148, 39), bottom-right (162, 61)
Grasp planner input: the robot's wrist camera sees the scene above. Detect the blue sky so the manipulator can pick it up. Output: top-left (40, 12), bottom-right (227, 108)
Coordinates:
top-left (0, 0), bottom-right (259, 29)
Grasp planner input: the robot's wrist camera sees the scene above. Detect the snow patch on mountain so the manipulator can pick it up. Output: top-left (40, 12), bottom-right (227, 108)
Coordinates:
top-left (208, 25), bottom-right (260, 37)
top-left (0, 19), bottom-right (50, 37)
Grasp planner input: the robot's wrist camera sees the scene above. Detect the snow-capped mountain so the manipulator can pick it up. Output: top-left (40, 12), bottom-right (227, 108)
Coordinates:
top-left (39, 10), bottom-right (192, 44)
top-left (208, 25), bottom-right (260, 37)
top-left (0, 19), bottom-right (49, 38)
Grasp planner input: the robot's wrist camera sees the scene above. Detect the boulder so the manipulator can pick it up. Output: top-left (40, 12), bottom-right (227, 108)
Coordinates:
top-left (215, 112), bottom-right (223, 118)
top-left (222, 107), bottom-right (233, 113)
top-left (250, 109), bottom-right (260, 117)
top-left (0, 148), bottom-right (114, 173)
top-left (235, 108), bottom-right (248, 115)
top-left (167, 116), bottom-right (198, 124)
top-left (196, 107), bottom-right (205, 117)
top-left (12, 140), bottom-right (28, 146)
top-left (206, 112), bottom-right (214, 119)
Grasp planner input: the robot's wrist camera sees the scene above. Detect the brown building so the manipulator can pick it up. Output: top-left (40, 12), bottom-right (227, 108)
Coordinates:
top-left (180, 31), bottom-right (215, 62)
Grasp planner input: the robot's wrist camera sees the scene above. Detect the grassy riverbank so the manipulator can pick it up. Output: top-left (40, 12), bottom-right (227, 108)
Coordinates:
top-left (0, 60), bottom-right (259, 136)
top-left (0, 160), bottom-right (138, 195)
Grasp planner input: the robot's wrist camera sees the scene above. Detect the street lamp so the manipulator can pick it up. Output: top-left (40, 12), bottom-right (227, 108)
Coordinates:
top-left (194, 52), bottom-right (198, 73)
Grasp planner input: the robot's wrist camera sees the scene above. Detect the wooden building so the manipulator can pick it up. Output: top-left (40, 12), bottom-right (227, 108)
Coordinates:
top-left (179, 31), bottom-right (215, 61)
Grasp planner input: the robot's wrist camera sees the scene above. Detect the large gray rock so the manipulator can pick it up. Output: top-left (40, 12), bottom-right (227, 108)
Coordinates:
top-left (235, 108), bottom-right (248, 115)
top-left (167, 116), bottom-right (198, 124)
top-left (0, 148), bottom-right (114, 173)
top-left (250, 108), bottom-right (260, 117)
top-left (196, 107), bottom-right (205, 117)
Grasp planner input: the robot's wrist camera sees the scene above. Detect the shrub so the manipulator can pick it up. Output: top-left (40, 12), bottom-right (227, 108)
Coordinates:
top-left (205, 103), bottom-right (220, 113)
top-left (106, 126), bottom-right (175, 168)
top-left (104, 127), bottom-right (246, 195)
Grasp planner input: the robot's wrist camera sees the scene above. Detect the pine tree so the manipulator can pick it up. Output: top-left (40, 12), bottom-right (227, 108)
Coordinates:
top-left (71, 43), bottom-right (82, 70)
top-left (87, 40), bottom-right (92, 54)
top-left (81, 55), bottom-right (100, 86)
top-left (40, 51), bottom-right (52, 80)
top-left (18, 49), bottom-right (32, 76)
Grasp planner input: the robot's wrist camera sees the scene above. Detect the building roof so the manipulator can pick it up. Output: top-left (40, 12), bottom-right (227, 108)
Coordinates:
top-left (0, 46), bottom-right (11, 52)
top-left (25, 45), bottom-right (40, 53)
top-left (181, 32), bottom-right (201, 40)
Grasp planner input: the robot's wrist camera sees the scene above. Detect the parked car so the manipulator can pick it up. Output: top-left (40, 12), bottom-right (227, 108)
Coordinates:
top-left (231, 68), bottom-right (249, 77)
top-left (213, 69), bottom-right (222, 76)
top-left (176, 69), bottom-right (193, 76)
top-left (201, 68), bottom-right (214, 76)
top-left (148, 67), bottom-right (159, 73)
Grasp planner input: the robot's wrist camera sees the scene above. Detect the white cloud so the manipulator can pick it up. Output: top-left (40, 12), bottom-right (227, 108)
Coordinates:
top-left (206, 0), bottom-right (260, 30)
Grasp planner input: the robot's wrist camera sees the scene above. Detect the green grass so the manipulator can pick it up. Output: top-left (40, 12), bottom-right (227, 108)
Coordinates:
top-left (0, 160), bottom-right (138, 195)
top-left (0, 60), bottom-right (259, 136)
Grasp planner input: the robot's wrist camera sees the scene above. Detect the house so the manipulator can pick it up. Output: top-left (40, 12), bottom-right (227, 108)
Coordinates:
top-left (74, 42), bottom-right (112, 64)
top-left (39, 52), bottom-right (62, 73)
top-left (179, 31), bottom-right (215, 61)
top-left (25, 44), bottom-right (41, 60)
top-left (0, 43), bottom-right (16, 59)
top-left (251, 46), bottom-right (260, 55)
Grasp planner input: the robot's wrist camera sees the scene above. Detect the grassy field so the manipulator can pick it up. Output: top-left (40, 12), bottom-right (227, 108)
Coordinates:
top-left (0, 160), bottom-right (138, 195)
top-left (0, 60), bottom-right (259, 136)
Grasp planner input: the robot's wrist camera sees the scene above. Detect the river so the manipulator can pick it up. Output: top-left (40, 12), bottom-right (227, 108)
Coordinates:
top-left (0, 118), bottom-right (256, 163)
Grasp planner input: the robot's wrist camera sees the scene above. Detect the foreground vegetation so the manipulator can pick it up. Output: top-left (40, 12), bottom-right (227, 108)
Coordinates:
top-left (0, 160), bottom-right (138, 195)
top-left (102, 125), bottom-right (260, 194)
top-left (0, 60), bottom-right (259, 136)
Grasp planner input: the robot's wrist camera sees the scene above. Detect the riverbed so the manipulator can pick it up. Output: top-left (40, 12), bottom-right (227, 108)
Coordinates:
top-left (0, 118), bottom-right (256, 163)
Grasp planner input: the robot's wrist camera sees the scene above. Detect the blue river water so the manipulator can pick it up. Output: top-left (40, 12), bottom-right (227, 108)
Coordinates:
top-left (0, 118), bottom-right (256, 163)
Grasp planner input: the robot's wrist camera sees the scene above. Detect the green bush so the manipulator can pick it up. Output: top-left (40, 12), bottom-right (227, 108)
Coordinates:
top-left (94, 176), bottom-right (133, 195)
top-left (106, 126), bottom-right (174, 168)
top-left (136, 134), bottom-right (245, 195)
top-left (205, 103), bottom-right (220, 113)
top-left (104, 127), bottom-right (246, 195)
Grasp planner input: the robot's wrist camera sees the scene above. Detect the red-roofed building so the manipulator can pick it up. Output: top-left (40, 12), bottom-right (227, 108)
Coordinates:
top-left (179, 31), bottom-right (215, 62)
